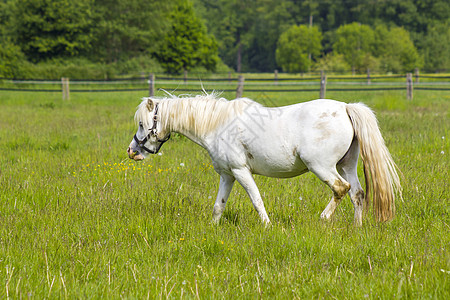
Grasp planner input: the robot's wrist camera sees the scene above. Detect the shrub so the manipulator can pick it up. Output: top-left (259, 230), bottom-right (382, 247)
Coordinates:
top-left (314, 53), bottom-right (350, 73)
top-left (0, 40), bottom-right (25, 78)
top-left (276, 25), bottom-right (322, 73)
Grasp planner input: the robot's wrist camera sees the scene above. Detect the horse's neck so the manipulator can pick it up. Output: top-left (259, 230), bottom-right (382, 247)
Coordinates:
top-left (161, 96), bottom-right (257, 149)
top-left (174, 125), bottom-right (209, 148)
top-left (162, 98), bottom-right (215, 148)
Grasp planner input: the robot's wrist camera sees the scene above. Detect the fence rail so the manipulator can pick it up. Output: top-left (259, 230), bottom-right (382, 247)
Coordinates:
top-left (4, 73), bottom-right (450, 82)
top-left (1, 72), bottom-right (449, 100)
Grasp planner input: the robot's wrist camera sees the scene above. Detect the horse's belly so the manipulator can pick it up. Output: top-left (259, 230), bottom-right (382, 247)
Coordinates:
top-left (250, 156), bottom-right (309, 178)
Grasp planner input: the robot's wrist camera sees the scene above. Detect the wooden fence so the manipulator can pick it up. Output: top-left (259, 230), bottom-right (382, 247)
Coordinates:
top-left (1, 71), bottom-right (449, 101)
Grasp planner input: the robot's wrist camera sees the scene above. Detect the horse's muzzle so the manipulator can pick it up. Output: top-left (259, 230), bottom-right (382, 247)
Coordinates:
top-left (127, 147), bottom-right (144, 161)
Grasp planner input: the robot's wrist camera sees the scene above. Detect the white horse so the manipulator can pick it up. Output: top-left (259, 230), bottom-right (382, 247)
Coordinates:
top-left (127, 93), bottom-right (402, 226)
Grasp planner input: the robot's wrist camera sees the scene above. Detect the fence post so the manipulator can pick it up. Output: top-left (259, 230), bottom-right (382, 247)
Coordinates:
top-left (406, 73), bottom-right (413, 100)
top-left (274, 69), bottom-right (278, 85)
top-left (184, 70), bottom-right (188, 84)
top-left (367, 69), bottom-right (371, 85)
top-left (320, 71), bottom-right (327, 99)
top-left (414, 68), bottom-right (419, 83)
top-left (236, 75), bottom-right (245, 98)
top-left (149, 73), bottom-right (155, 97)
top-left (61, 77), bottom-right (70, 101)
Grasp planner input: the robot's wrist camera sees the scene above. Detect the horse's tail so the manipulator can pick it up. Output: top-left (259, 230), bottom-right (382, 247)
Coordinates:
top-left (346, 103), bottom-right (402, 222)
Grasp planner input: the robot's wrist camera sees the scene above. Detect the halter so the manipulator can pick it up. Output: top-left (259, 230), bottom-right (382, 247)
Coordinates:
top-left (133, 103), bottom-right (171, 154)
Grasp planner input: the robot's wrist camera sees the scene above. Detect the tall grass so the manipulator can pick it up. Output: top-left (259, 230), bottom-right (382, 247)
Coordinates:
top-left (0, 89), bottom-right (448, 298)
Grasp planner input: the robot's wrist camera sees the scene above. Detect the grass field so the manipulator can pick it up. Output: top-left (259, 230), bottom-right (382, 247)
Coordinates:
top-left (0, 88), bottom-right (449, 299)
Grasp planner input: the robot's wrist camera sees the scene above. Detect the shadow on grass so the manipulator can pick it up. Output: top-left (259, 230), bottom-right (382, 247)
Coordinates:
top-left (221, 210), bottom-right (241, 226)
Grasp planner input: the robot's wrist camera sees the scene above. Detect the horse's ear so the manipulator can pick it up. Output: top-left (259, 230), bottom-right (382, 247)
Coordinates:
top-left (146, 98), bottom-right (154, 111)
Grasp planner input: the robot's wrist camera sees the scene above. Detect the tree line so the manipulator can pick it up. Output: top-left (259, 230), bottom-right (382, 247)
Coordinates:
top-left (194, 0), bottom-right (449, 73)
top-left (0, 0), bottom-right (449, 78)
top-left (0, 0), bottom-right (218, 78)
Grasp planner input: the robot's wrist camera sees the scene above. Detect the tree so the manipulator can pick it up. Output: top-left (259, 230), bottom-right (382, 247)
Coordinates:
top-left (91, 0), bottom-right (173, 63)
top-left (421, 22), bottom-right (450, 72)
top-left (193, 0), bottom-right (447, 73)
top-left (246, 0), bottom-right (297, 72)
top-left (154, 0), bottom-right (219, 74)
top-left (275, 25), bottom-right (322, 73)
top-left (1, 0), bottom-right (446, 74)
top-left (315, 53), bottom-right (350, 73)
top-left (11, 0), bottom-right (94, 62)
top-left (0, 41), bottom-right (25, 77)
top-left (333, 23), bottom-right (376, 73)
top-left (374, 25), bottom-right (423, 73)
top-left (193, 0), bottom-right (258, 72)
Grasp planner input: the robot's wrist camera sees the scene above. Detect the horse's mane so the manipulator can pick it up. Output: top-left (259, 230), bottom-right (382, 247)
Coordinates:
top-left (135, 92), bottom-right (262, 137)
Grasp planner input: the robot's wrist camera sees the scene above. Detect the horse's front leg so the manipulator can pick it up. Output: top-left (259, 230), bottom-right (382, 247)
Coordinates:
top-left (232, 168), bottom-right (271, 225)
top-left (212, 174), bottom-right (235, 223)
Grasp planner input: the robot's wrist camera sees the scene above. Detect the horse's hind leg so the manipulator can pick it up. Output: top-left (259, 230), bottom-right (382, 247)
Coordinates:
top-left (338, 166), bottom-right (364, 226)
top-left (212, 174), bottom-right (235, 223)
top-left (303, 150), bottom-right (350, 220)
top-left (337, 139), bottom-right (365, 226)
top-left (313, 167), bottom-right (351, 221)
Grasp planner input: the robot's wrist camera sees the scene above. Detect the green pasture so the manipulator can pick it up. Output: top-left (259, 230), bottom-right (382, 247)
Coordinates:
top-left (0, 88), bottom-right (449, 298)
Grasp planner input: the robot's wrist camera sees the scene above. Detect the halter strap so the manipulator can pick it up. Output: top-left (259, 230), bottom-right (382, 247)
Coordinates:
top-left (150, 103), bottom-right (160, 134)
top-left (134, 103), bottom-right (171, 154)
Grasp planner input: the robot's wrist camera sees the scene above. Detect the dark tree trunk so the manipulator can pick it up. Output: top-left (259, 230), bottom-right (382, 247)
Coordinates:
top-left (236, 35), bottom-right (242, 73)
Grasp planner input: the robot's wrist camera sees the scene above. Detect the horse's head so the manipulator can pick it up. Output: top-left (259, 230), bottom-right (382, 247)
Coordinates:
top-left (127, 98), bottom-right (170, 161)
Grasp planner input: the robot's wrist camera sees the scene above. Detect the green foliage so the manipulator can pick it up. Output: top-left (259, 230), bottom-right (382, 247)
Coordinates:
top-left (315, 53), bottom-right (350, 73)
top-left (332, 23), bottom-right (422, 73)
top-left (333, 23), bottom-right (376, 73)
top-left (246, 1), bottom-right (296, 72)
top-left (421, 21), bottom-right (450, 72)
top-left (154, 0), bottom-right (219, 74)
top-left (195, 0), bottom-right (298, 72)
top-left (90, 0), bottom-right (173, 63)
top-left (0, 40), bottom-right (25, 78)
top-left (195, 0), bottom-right (449, 73)
top-left (219, 0), bottom-right (258, 72)
top-left (191, 0), bottom-right (258, 72)
top-left (111, 55), bottom-right (164, 76)
top-left (12, 0), bottom-right (94, 62)
top-left (375, 25), bottom-right (423, 73)
top-left (2, 0), bottom-right (174, 74)
top-left (0, 0), bottom-right (448, 74)
top-left (3, 56), bottom-right (165, 80)
top-left (276, 25), bottom-right (322, 73)
top-left (18, 58), bottom-right (116, 79)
